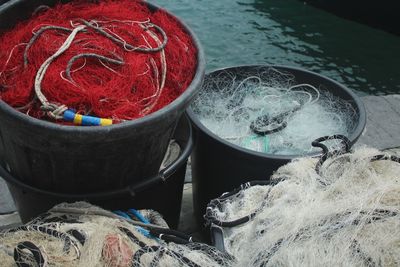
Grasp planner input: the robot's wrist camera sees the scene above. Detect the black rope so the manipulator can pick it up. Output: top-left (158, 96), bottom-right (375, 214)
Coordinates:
top-left (150, 232), bottom-right (190, 244)
top-left (150, 228), bottom-right (199, 244)
top-left (312, 135), bottom-right (400, 177)
top-left (131, 245), bottom-right (160, 267)
top-left (14, 241), bottom-right (45, 267)
top-left (121, 227), bottom-right (233, 266)
top-left (121, 226), bottom-right (234, 265)
top-left (131, 245), bottom-right (201, 267)
top-left (150, 248), bottom-right (165, 267)
top-left (253, 238), bottom-right (283, 267)
top-left (284, 209), bottom-right (399, 244)
top-left (121, 209), bottom-right (200, 244)
top-left (252, 209), bottom-right (397, 266)
top-left (249, 82), bottom-right (320, 137)
top-left (205, 211), bottom-right (257, 228)
top-left (350, 240), bottom-right (377, 267)
top-left (250, 107), bottom-right (302, 136)
top-left (370, 154), bottom-right (400, 164)
top-left (311, 134), bottom-right (351, 174)
top-left (124, 227), bottom-right (196, 267)
top-left (351, 209), bottom-right (398, 225)
top-left (119, 227), bottom-right (147, 248)
top-left (204, 179), bottom-right (283, 227)
top-left (67, 229), bottom-right (86, 246)
top-left (249, 90), bottom-right (315, 137)
top-left (5, 225), bottom-right (79, 254)
top-left (121, 222), bottom-right (199, 246)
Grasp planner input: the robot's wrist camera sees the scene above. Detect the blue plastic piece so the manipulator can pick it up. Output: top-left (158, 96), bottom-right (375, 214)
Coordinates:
top-left (63, 109), bottom-right (104, 126)
top-left (129, 208), bottom-right (151, 224)
top-left (113, 210), bottom-right (152, 238)
top-left (114, 210), bottom-right (130, 219)
top-left (136, 227), bottom-right (151, 238)
top-left (81, 115), bottom-right (101, 126)
top-left (63, 109), bottom-right (75, 122)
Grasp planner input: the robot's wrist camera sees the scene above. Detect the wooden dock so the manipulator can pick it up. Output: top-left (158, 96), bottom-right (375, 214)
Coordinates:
top-left (1, 94), bottom-right (400, 230)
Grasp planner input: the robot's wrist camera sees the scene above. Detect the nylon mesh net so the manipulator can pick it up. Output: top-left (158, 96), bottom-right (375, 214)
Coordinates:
top-left (205, 147), bottom-right (400, 266)
top-left (0, 202), bottom-right (234, 266)
top-left (191, 67), bottom-right (357, 155)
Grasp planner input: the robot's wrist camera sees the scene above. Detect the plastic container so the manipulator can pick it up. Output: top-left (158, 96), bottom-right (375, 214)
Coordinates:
top-left (0, 0), bottom-right (205, 193)
top-left (0, 115), bottom-right (193, 229)
top-left (187, 65), bottom-right (366, 225)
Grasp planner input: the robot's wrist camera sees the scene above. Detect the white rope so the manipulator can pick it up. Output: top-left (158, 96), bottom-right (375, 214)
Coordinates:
top-left (141, 26), bottom-right (167, 115)
top-left (24, 18), bottom-right (168, 121)
top-left (289, 83), bottom-right (320, 104)
top-left (34, 25), bottom-right (86, 119)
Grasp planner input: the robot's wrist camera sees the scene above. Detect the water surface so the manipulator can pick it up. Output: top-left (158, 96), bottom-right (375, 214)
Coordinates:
top-left (152, 0), bottom-right (400, 95)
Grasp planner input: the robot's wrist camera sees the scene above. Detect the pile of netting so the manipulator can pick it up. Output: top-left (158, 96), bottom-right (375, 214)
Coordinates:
top-left (205, 146), bottom-right (400, 266)
top-left (0, 202), bottom-right (234, 267)
top-left (191, 67), bottom-right (357, 155)
top-left (0, 0), bottom-right (197, 125)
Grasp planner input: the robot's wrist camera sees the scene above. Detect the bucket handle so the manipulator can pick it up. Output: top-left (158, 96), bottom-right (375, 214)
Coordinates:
top-left (126, 130), bottom-right (193, 196)
top-left (0, 119), bottom-right (193, 200)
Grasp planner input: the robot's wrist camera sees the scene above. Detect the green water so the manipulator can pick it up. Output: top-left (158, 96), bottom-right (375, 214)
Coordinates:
top-left (152, 0), bottom-right (400, 95)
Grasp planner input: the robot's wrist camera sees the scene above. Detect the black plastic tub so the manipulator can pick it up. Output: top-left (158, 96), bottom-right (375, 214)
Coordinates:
top-left (187, 65), bottom-right (366, 225)
top-left (0, 115), bottom-right (193, 229)
top-left (0, 0), bottom-right (205, 193)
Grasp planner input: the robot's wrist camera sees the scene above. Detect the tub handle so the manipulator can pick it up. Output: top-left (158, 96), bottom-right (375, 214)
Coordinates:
top-left (127, 131), bottom-right (193, 196)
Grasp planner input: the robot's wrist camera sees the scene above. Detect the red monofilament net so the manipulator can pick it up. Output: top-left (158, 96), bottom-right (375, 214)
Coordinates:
top-left (0, 0), bottom-right (197, 124)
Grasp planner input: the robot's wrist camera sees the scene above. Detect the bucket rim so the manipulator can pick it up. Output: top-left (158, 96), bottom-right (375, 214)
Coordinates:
top-left (0, 0), bottom-right (205, 135)
top-left (187, 64), bottom-right (367, 160)
top-left (0, 114), bottom-right (193, 199)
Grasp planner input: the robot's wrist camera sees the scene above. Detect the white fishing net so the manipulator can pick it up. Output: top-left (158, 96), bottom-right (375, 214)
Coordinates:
top-left (0, 202), bottom-right (234, 267)
top-left (191, 67), bottom-right (357, 155)
top-left (205, 147), bottom-right (400, 267)
top-left (3, 146), bottom-right (399, 267)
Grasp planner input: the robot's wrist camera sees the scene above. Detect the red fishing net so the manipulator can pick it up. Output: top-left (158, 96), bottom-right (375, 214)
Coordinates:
top-left (0, 0), bottom-right (197, 123)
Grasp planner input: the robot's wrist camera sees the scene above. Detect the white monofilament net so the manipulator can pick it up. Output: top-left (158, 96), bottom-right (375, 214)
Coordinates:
top-left (206, 147), bottom-right (400, 267)
top-left (0, 202), bottom-right (234, 267)
top-left (191, 67), bottom-right (357, 155)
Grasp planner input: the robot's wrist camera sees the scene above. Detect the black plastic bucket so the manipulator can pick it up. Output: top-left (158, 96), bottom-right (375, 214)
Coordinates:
top-left (0, 115), bottom-right (193, 229)
top-left (0, 0), bottom-right (205, 193)
top-left (187, 65), bottom-right (366, 224)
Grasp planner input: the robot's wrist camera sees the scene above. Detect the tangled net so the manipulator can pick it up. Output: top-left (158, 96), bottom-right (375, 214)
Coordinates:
top-left (205, 146), bottom-right (400, 266)
top-left (2, 147), bottom-right (399, 266)
top-left (191, 67), bottom-right (357, 155)
top-left (0, 0), bottom-right (197, 124)
top-left (0, 202), bottom-right (234, 267)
